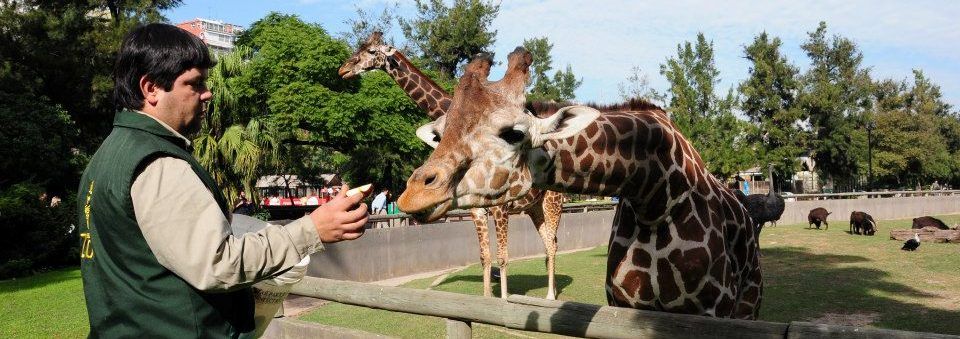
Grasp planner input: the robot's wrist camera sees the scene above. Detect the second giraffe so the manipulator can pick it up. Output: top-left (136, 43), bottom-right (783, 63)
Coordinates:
top-left (338, 32), bottom-right (564, 299)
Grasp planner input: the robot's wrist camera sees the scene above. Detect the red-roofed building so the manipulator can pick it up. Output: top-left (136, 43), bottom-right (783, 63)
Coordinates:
top-left (176, 18), bottom-right (243, 54)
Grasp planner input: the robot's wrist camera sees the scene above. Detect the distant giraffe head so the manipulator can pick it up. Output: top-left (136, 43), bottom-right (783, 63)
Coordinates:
top-left (338, 32), bottom-right (459, 120)
top-left (397, 47), bottom-right (598, 221)
top-left (338, 32), bottom-right (393, 79)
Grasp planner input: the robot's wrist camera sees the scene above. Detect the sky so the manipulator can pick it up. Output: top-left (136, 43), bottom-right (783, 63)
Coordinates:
top-left (165, 1), bottom-right (960, 108)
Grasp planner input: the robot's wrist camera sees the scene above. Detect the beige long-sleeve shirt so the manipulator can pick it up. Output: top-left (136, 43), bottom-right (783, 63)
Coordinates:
top-left (129, 112), bottom-right (322, 292)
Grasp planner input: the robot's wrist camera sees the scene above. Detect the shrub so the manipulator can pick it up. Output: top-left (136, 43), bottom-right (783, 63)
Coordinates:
top-left (0, 183), bottom-right (78, 279)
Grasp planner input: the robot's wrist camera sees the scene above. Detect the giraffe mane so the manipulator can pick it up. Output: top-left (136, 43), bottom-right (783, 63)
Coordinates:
top-left (525, 98), bottom-right (663, 118)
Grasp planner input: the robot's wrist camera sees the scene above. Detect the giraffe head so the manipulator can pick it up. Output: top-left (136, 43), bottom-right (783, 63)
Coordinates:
top-left (397, 48), bottom-right (599, 222)
top-left (338, 31), bottom-right (394, 79)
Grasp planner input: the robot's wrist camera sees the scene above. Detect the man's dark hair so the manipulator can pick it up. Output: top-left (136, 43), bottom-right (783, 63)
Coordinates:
top-left (113, 23), bottom-right (216, 111)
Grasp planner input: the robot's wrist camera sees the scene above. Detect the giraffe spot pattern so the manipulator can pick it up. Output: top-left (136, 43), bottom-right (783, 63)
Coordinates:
top-left (528, 111), bottom-right (765, 319)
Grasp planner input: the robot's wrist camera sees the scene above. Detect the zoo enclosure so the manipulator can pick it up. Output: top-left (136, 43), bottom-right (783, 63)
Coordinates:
top-left (299, 191), bottom-right (960, 283)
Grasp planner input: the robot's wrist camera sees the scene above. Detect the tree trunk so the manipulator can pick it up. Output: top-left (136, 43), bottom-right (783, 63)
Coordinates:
top-left (889, 228), bottom-right (960, 243)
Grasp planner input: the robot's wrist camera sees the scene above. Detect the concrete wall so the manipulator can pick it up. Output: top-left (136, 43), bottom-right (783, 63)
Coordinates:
top-left (305, 209), bottom-right (616, 282)
top-left (305, 195), bottom-right (959, 282)
top-left (778, 195), bottom-right (960, 226)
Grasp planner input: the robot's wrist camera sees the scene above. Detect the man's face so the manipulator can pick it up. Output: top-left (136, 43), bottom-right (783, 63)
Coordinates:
top-left (155, 67), bottom-right (211, 136)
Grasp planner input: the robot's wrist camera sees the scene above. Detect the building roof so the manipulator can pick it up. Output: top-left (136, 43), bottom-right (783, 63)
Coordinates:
top-left (255, 174), bottom-right (341, 188)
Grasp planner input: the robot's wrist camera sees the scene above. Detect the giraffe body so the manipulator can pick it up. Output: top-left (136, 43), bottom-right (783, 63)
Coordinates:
top-left (339, 33), bottom-right (564, 299)
top-left (398, 50), bottom-right (762, 319)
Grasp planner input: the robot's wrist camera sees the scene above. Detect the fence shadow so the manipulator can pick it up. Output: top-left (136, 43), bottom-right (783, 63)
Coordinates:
top-left (758, 246), bottom-right (960, 335)
top-left (435, 273), bottom-right (574, 298)
top-left (0, 267), bottom-right (80, 293)
top-left (529, 246), bottom-right (960, 337)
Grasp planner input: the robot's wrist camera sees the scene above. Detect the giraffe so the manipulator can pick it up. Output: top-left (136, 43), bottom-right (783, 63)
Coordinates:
top-left (338, 32), bottom-right (564, 300)
top-left (397, 48), bottom-right (762, 319)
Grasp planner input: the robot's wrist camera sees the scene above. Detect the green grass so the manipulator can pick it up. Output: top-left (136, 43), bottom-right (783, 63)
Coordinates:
top-left (302, 214), bottom-right (960, 337)
top-left (3, 214), bottom-right (958, 338)
top-left (299, 246), bottom-right (608, 338)
top-left (0, 268), bottom-right (88, 338)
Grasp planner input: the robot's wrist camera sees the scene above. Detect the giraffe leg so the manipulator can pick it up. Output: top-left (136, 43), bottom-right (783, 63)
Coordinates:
top-left (491, 206), bottom-right (510, 299)
top-left (528, 193), bottom-right (561, 300)
top-left (470, 208), bottom-right (493, 298)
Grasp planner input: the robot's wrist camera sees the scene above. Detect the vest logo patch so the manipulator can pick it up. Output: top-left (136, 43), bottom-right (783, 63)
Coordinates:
top-left (81, 181), bottom-right (95, 260)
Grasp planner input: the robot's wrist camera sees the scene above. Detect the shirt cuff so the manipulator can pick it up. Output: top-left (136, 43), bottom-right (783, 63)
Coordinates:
top-left (283, 216), bottom-right (324, 256)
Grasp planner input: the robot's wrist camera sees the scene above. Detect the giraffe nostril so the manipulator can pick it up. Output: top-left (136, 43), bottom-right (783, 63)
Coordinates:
top-left (424, 173), bottom-right (437, 187)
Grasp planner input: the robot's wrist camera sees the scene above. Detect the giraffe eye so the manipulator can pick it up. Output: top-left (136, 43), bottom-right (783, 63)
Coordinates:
top-left (498, 127), bottom-right (525, 144)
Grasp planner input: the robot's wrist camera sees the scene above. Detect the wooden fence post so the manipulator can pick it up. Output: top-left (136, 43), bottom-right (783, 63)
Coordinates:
top-left (445, 318), bottom-right (472, 339)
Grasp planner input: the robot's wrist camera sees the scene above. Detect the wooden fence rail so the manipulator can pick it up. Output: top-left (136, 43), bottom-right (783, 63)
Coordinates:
top-left (288, 277), bottom-right (959, 339)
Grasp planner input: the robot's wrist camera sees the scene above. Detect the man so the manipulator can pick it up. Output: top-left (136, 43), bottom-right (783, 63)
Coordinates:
top-left (232, 191), bottom-right (252, 215)
top-left (77, 23), bottom-right (369, 338)
top-left (371, 188), bottom-right (389, 215)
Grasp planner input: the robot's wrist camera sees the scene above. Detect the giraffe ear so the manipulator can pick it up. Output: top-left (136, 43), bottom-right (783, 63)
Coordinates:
top-left (529, 105), bottom-right (600, 147)
top-left (415, 115), bottom-right (445, 148)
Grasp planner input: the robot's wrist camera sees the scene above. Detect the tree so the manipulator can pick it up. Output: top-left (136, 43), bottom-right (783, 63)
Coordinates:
top-left (551, 64), bottom-right (582, 102)
top-left (618, 66), bottom-right (664, 104)
top-left (0, 1), bottom-right (176, 193)
top-left (907, 69), bottom-right (952, 117)
top-left (235, 13), bottom-right (434, 193)
top-left (399, 0), bottom-right (499, 78)
top-left (799, 22), bottom-right (874, 181)
top-left (872, 70), bottom-right (960, 188)
top-left (339, 3), bottom-right (399, 48)
top-left (103, 0), bottom-right (182, 24)
top-left (738, 32), bottom-right (807, 177)
top-left (523, 37), bottom-right (555, 100)
top-left (660, 33), bottom-right (753, 178)
top-left (191, 46), bottom-right (282, 205)
top-left (872, 110), bottom-right (950, 186)
top-left (0, 93), bottom-right (78, 190)
top-left (522, 37), bottom-right (582, 102)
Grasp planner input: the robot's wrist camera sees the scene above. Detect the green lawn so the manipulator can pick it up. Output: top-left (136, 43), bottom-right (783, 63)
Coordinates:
top-left (3, 214), bottom-right (959, 338)
top-left (0, 268), bottom-right (88, 338)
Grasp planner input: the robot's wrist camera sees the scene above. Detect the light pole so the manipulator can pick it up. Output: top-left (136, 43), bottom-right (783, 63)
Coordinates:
top-left (866, 121), bottom-right (875, 191)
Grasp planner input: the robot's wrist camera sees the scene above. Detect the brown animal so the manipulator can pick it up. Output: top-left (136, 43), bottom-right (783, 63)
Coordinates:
top-left (912, 216), bottom-right (949, 230)
top-left (849, 211), bottom-right (876, 235)
top-left (808, 207), bottom-right (831, 230)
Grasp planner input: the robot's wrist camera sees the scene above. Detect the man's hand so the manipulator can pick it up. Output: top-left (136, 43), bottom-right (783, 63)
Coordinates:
top-left (310, 184), bottom-right (370, 243)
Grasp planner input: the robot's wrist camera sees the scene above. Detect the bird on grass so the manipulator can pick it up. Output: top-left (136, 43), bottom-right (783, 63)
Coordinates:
top-left (901, 233), bottom-right (921, 251)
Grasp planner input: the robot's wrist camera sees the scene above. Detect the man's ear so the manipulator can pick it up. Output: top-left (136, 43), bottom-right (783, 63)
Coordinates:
top-left (530, 105), bottom-right (601, 147)
top-left (415, 115), bottom-right (445, 148)
top-left (140, 75), bottom-right (160, 106)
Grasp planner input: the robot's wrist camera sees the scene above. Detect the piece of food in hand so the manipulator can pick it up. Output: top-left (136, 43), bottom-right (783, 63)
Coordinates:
top-left (346, 184), bottom-right (373, 197)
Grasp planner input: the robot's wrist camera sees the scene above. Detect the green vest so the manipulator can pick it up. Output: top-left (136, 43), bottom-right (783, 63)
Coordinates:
top-left (78, 110), bottom-right (254, 338)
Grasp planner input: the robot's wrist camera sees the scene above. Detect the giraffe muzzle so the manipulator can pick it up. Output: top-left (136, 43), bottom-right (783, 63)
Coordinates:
top-left (398, 166), bottom-right (456, 221)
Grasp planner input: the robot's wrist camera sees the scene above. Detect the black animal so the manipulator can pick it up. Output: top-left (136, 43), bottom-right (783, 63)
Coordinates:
top-left (849, 211), bottom-right (876, 235)
top-left (745, 192), bottom-right (785, 234)
top-left (901, 233), bottom-right (921, 251)
top-left (911, 216), bottom-right (949, 230)
top-left (744, 165), bottom-right (786, 237)
top-left (808, 207), bottom-right (831, 230)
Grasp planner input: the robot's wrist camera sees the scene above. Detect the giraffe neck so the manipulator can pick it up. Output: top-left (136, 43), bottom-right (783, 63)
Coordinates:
top-left (533, 109), bottom-right (760, 318)
top-left (531, 110), bottom-right (718, 210)
top-left (382, 52), bottom-right (451, 120)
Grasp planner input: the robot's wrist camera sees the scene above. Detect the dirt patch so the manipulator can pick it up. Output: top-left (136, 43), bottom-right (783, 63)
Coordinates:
top-left (806, 312), bottom-right (880, 327)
